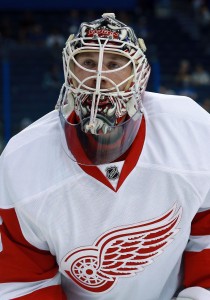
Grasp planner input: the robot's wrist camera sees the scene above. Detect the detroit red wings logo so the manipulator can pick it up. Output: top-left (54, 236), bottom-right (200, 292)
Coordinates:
top-left (61, 204), bottom-right (182, 293)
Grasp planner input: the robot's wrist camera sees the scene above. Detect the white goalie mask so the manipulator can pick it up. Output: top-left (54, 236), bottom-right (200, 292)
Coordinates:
top-left (56, 13), bottom-right (150, 165)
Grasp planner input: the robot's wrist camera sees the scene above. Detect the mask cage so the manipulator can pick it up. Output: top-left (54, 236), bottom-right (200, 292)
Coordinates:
top-left (56, 36), bottom-right (150, 127)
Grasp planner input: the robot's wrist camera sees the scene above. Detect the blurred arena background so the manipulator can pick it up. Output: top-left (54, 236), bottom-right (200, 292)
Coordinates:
top-left (1, 0), bottom-right (210, 153)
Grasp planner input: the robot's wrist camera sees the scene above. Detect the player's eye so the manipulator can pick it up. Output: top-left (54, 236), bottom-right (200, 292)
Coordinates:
top-left (107, 61), bottom-right (121, 70)
top-left (82, 59), bottom-right (97, 69)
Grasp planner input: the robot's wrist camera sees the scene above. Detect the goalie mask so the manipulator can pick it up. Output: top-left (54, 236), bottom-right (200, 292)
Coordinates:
top-left (56, 13), bottom-right (150, 165)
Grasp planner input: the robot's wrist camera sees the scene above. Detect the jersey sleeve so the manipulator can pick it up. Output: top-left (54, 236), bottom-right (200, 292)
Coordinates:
top-left (0, 150), bottom-right (67, 300)
top-left (0, 208), bottom-right (67, 300)
top-left (177, 187), bottom-right (210, 300)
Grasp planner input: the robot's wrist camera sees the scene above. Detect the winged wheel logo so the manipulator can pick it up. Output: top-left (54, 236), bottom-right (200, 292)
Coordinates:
top-left (61, 204), bottom-right (182, 293)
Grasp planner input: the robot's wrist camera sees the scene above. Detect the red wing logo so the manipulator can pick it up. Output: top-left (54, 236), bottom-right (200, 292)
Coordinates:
top-left (61, 204), bottom-right (182, 293)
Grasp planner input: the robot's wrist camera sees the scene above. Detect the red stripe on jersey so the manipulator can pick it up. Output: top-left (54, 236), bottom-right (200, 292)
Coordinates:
top-left (0, 208), bottom-right (58, 282)
top-left (183, 249), bottom-right (210, 287)
top-left (13, 285), bottom-right (67, 299)
top-left (80, 117), bottom-right (146, 192)
top-left (116, 116), bottom-right (145, 191)
top-left (191, 210), bottom-right (210, 236)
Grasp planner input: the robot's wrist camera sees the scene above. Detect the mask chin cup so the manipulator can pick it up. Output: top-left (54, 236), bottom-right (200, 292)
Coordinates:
top-left (59, 108), bottom-right (143, 165)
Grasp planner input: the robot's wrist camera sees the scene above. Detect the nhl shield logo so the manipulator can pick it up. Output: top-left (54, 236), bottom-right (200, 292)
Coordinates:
top-left (105, 166), bottom-right (119, 180)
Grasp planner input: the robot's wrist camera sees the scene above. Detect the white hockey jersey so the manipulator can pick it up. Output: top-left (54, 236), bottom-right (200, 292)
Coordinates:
top-left (0, 92), bottom-right (210, 300)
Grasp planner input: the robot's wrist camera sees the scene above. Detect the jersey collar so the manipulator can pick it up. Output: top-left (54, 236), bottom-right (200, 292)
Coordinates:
top-left (79, 116), bottom-right (146, 192)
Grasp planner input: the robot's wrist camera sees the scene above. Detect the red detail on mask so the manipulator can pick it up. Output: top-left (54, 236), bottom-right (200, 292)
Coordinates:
top-left (87, 29), bottom-right (119, 39)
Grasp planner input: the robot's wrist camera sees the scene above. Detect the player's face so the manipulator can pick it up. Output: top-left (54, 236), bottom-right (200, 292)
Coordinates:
top-left (73, 51), bottom-right (132, 91)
